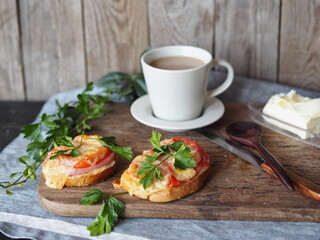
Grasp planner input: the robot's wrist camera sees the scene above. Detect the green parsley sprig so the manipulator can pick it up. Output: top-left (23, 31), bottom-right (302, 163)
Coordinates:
top-left (137, 131), bottom-right (196, 189)
top-left (79, 189), bottom-right (127, 236)
top-left (90, 136), bottom-right (133, 160)
top-left (0, 82), bottom-right (111, 194)
top-left (97, 47), bottom-right (150, 104)
top-left (97, 72), bottom-right (147, 105)
top-left (49, 136), bottom-right (82, 160)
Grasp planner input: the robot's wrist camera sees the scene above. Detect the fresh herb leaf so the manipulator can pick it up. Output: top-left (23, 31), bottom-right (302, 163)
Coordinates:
top-left (20, 123), bottom-right (42, 141)
top-left (137, 160), bottom-right (157, 189)
top-left (137, 161), bottom-right (156, 176)
top-left (138, 168), bottom-right (156, 190)
top-left (91, 137), bottom-right (133, 160)
top-left (97, 47), bottom-right (150, 104)
top-left (18, 156), bottom-right (30, 165)
top-left (169, 141), bottom-right (184, 151)
top-left (87, 201), bottom-right (111, 236)
top-left (80, 190), bottom-right (126, 236)
top-left (138, 163), bottom-right (164, 190)
top-left (49, 136), bottom-right (81, 159)
top-left (70, 148), bottom-right (80, 158)
top-left (131, 74), bottom-right (148, 97)
top-left (98, 72), bottom-right (131, 92)
top-left (101, 136), bottom-right (117, 145)
top-left (154, 167), bottom-right (163, 182)
top-left (149, 131), bottom-right (162, 152)
top-left (5, 189), bottom-right (14, 196)
top-left (79, 189), bottom-right (105, 206)
top-left (26, 141), bottom-right (46, 161)
top-left (146, 152), bottom-right (162, 163)
top-left (54, 136), bottom-right (74, 147)
top-left (137, 131), bottom-right (195, 189)
top-left (106, 145), bottom-right (133, 160)
top-left (9, 173), bottom-right (19, 181)
top-left (174, 145), bottom-right (196, 170)
top-left (106, 196), bottom-right (126, 228)
top-left (49, 150), bottom-right (69, 160)
top-left (41, 113), bottom-right (57, 129)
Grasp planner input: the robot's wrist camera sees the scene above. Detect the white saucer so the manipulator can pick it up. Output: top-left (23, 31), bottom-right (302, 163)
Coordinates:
top-left (130, 95), bottom-right (225, 132)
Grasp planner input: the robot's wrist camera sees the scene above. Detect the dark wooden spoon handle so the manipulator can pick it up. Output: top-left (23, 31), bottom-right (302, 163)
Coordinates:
top-left (261, 163), bottom-right (320, 202)
top-left (254, 142), bottom-right (295, 191)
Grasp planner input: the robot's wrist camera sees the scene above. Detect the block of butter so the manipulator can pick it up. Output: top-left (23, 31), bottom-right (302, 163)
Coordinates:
top-left (262, 90), bottom-right (320, 139)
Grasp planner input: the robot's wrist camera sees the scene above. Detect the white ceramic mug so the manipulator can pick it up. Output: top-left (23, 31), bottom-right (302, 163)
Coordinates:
top-left (141, 45), bottom-right (234, 121)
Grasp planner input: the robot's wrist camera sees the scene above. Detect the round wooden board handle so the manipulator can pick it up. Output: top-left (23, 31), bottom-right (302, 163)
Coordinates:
top-left (261, 163), bottom-right (320, 202)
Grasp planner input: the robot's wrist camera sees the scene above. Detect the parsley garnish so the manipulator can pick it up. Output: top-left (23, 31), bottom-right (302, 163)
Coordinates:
top-left (91, 137), bottom-right (133, 160)
top-left (79, 189), bottom-right (127, 236)
top-left (49, 136), bottom-right (81, 160)
top-left (97, 48), bottom-right (150, 104)
top-left (137, 131), bottom-right (196, 189)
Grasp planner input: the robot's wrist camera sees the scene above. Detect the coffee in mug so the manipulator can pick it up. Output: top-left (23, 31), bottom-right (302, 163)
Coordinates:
top-left (149, 56), bottom-right (205, 70)
top-left (141, 45), bottom-right (234, 121)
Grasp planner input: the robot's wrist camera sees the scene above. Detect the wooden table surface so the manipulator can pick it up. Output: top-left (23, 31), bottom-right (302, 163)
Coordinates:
top-left (0, 101), bottom-right (44, 240)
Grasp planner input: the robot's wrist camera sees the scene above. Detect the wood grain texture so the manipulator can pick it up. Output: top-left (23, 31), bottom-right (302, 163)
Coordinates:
top-left (19, 0), bottom-right (85, 101)
top-left (148, 0), bottom-right (214, 52)
top-left (38, 103), bottom-right (320, 221)
top-left (0, 0), bottom-right (24, 100)
top-left (261, 163), bottom-right (320, 202)
top-left (215, 0), bottom-right (280, 81)
top-left (279, 0), bottom-right (320, 92)
top-left (84, 0), bottom-right (148, 83)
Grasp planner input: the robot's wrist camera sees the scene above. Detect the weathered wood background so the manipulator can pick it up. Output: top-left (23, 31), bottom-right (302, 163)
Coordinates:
top-left (1, 0), bottom-right (320, 101)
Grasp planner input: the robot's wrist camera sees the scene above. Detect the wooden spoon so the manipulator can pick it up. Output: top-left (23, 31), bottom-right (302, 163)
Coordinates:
top-left (226, 121), bottom-right (294, 191)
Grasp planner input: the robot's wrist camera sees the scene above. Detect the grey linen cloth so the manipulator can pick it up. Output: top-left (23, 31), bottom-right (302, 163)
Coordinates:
top-left (1, 72), bottom-right (320, 240)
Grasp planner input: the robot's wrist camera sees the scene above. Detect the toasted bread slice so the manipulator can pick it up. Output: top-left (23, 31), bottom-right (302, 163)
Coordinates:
top-left (42, 135), bottom-right (116, 189)
top-left (114, 138), bottom-right (210, 202)
top-left (42, 160), bottom-right (116, 189)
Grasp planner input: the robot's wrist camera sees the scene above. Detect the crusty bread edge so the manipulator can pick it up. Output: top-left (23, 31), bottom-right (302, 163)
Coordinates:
top-left (148, 166), bottom-right (211, 202)
top-left (42, 161), bottom-right (116, 188)
top-left (65, 162), bottom-right (116, 187)
top-left (120, 165), bottom-right (211, 202)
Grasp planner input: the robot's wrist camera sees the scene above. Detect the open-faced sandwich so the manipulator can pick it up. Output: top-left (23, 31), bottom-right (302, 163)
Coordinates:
top-left (42, 135), bottom-right (132, 189)
top-left (113, 131), bottom-right (210, 202)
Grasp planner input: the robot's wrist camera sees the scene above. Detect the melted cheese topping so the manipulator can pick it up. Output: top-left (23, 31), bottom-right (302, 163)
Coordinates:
top-left (42, 135), bottom-right (113, 188)
top-left (120, 138), bottom-right (207, 197)
top-left (42, 161), bottom-right (72, 189)
top-left (44, 135), bottom-right (109, 167)
top-left (172, 168), bottom-right (196, 181)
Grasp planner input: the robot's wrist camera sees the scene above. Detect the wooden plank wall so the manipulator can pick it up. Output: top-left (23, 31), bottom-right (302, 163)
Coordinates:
top-left (0, 0), bottom-right (24, 100)
top-left (0, 0), bottom-right (319, 101)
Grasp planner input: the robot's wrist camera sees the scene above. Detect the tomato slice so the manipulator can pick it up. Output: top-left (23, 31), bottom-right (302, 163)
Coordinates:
top-left (73, 147), bottom-right (112, 169)
top-left (73, 158), bottom-right (92, 168)
top-left (52, 145), bottom-right (112, 169)
top-left (169, 174), bottom-right (181, 187)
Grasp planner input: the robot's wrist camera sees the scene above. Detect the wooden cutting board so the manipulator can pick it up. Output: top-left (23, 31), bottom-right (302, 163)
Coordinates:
top-left (38, 103), bottom-right (320, 222)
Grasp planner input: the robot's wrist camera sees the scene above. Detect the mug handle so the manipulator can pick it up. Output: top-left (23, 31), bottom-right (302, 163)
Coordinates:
top-left (207, 59), bottom-right (234, 98)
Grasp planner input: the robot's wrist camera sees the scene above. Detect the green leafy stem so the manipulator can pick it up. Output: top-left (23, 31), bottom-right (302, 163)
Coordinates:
top-left (137, 131), bottom-right (196, 189)
top-left (79, 189), bottom-right (127, 236)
